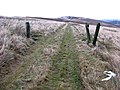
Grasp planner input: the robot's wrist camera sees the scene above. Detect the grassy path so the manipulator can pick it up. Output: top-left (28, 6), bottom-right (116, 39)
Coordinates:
top-left (35, 25), bottom-right (81, 90)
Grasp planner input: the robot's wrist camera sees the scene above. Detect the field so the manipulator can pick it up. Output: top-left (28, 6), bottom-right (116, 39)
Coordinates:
top-left (0, 17), bottom-right (120, 90)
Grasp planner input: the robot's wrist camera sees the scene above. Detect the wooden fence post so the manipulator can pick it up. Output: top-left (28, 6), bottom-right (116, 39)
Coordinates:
top-left (85, 23), bottom-right (91, 44)
top-left (26, 22), bottom-right (30, 38)
top-left (93, 23), bottom-right (101, 46)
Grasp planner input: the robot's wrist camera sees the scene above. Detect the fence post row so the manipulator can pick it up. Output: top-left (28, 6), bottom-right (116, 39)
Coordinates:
top-left (26, 22), bottom-right (30, 38)
top-left (85, 23), bottom-right (91, 44)
top-left (93, 23), bottom-right (101, 46)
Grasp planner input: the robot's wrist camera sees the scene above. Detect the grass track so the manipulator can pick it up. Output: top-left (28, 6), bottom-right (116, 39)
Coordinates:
top-left (35, 25), bottom-right (81, 90)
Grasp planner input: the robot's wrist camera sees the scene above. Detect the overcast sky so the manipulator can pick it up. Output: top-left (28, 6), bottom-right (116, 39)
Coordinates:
top-left (0, 0), bottom-right (119, 19)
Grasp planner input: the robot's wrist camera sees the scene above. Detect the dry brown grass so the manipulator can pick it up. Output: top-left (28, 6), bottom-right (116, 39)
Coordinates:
top-left (0, 17), bottom-right (64, 83)
top-left (96, 25), bottom-right (120, 90)
top-left (73, 23), bottom-right (120, 90)
top-left (0, 17), bottom-right (63, 54)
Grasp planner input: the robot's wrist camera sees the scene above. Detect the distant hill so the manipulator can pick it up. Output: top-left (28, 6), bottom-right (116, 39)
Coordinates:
top-left (102, 19), bottom-right (120, 26)
top-left (0, 15), bottom-right (120, 28)
top-left (58, 16), bottom-right (120, 28)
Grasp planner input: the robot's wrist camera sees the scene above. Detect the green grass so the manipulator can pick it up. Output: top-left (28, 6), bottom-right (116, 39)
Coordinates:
top-left (37, 25), bottom-right (82, 90)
